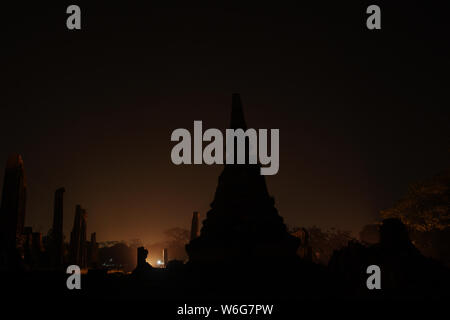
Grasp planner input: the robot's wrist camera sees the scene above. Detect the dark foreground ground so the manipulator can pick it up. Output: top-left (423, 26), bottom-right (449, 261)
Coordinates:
top-left (4, 256), bottom-right (449, 307)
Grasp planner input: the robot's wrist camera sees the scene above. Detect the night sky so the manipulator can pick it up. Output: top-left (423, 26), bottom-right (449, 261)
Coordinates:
top-left (2, 2), bottom-right (449, 245)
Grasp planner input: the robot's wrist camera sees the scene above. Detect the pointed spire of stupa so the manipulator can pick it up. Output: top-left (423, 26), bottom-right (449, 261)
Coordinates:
top-left (185, 94), bottom-right (300, 265)
top-left (230, 93), bottom-right (247, 130)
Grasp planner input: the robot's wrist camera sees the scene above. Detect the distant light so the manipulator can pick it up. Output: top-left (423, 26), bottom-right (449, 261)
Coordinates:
top-left (157, 260), bottom-right (164, 265)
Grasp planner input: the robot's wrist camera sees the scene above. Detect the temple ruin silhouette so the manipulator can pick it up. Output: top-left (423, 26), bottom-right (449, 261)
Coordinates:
top-left (0, 153), bottom-right (99, 271)
top-left (0, 96), bottom-right (448, 302)
top-left (186, 94), bottom-right (300, 265)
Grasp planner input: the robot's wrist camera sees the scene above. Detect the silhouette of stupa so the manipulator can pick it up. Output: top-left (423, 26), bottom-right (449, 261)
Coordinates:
top-left (186, 94), bottom-right (300, 265)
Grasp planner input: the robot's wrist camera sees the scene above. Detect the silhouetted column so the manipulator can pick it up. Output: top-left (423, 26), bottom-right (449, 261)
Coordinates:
top-left (70, 205), bottom-right (87, 267)
top-left (137, 246), bottom-right (148, 268)
top-left (80, 209), bottom-right (87, 268)
top-left (89, 232), bottom-right (99, 268)
top-left (52, 187), bottom-right (65, 267)
top-left (0, 154), bottom-right (27, 249)
top-left (133, 246), bottom-right (154, 274)
top-left (70, 205), bottom-right (81, 265)
top-left (190, 211), bottom-right (200, 241)
top-left (163, 248), bottom-right (168, 266)
top-left (31, 232), bottom-right (43, 267)
top-left (23, 227), bottom-right (33, 266)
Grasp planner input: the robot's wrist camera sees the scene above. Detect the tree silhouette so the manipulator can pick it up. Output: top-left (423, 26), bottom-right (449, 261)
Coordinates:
top-left (164, 228), bottom-right (190, 244)
top-left (381, 169), bottom-right (450, 231)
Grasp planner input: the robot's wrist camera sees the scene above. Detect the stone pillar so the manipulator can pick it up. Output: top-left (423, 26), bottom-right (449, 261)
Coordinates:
top-left (31, 232), bottom-right (43, 267)
top-left (133, 246), bottom-right (153, 274)
top-left (190, 211), bottom-right (200, 241)
top-left (22, 227), bottom-right (33, 266)
top-left (52, 188), bottom-right (65, 267)
top-left (0, 154), bottom-right (27, 249)
top-left (79, 209), bottom-right (87, 268)
top-left (70, 205), bottom-right (87, 267)
top-left (137, 246), bottom-right (148, 268)
top-left (70, 205), bottom-right (81, 265)
top-left (163, 248), bottom-right (168, 267)
top-left (89, 232), bottom-right (99, 268)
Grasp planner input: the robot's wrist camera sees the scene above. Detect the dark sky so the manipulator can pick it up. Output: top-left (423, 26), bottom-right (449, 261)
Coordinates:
top-left (2, 2), bottom-right (449, 245)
